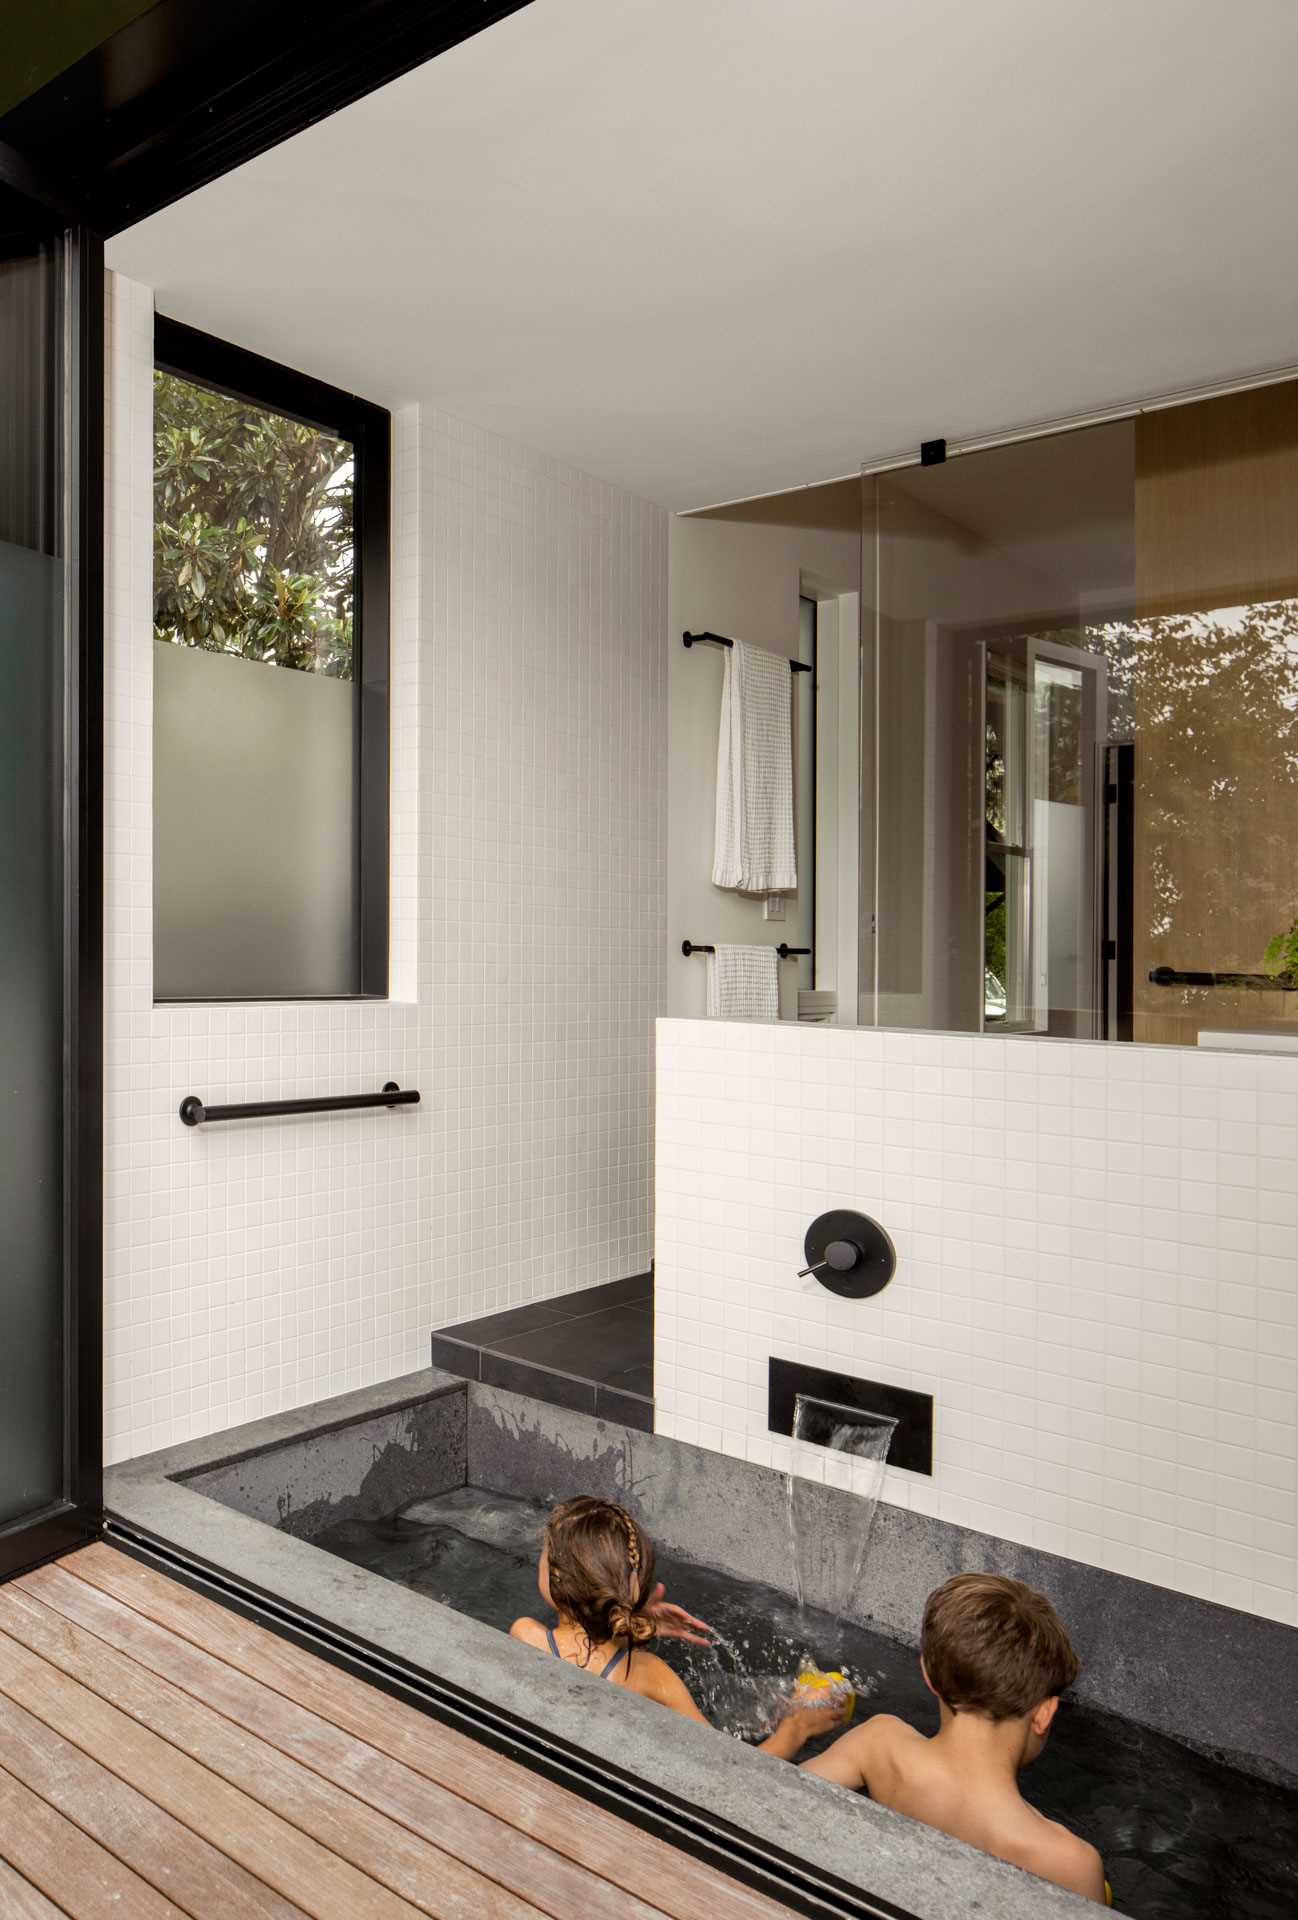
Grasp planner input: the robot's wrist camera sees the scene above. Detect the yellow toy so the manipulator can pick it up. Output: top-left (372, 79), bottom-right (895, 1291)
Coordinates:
top-left (794, 1662), bottom-right (856, 1717)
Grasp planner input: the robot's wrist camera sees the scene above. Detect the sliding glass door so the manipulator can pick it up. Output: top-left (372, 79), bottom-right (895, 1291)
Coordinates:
top-left (982, 633), bottom-right (1107, 1037)
top-left (0, 206), bottom-right (102, 1576)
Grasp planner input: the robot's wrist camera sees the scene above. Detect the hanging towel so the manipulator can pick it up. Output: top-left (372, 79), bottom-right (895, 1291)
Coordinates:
top-left (712, 639), bottom-right (797, 893)
top-left (706, 944), bottom-right (780, 1021)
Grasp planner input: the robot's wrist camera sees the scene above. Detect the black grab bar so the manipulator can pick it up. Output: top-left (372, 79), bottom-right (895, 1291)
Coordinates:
top-left (681, 941), bottom-right (811, 959)
top-left (1148, 966), bottom-right (1288, 991)
top-left (682, 631), bottom-right (812, 673)
top-left (179, 1082), bottom-right (420, 1127)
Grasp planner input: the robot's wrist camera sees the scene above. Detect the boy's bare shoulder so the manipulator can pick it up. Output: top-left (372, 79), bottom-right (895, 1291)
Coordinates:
top-left (1021, 1815), bottom-right (1106, 1903)
top-left (861, 1712), bottom-right (926, 1746)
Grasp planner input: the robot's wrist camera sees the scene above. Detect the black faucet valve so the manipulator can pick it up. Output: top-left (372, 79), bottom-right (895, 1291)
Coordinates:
top-left (798, 1211), bottom-right (896, 1300)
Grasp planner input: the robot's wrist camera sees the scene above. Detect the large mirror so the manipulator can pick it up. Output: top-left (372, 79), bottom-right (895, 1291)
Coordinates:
top-left (673, 380), bottom-right (1298, 1053)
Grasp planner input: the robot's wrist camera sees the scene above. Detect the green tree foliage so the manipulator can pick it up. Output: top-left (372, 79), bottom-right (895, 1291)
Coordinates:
top-left (1092, 604), bottom-right (1298, 966)
top-left (153, 370), bottom-right (354, 678)
top-left (1263, 914), bottom-right (1298, 988)
top-left (1049, 604), bottom-right (1298, 981)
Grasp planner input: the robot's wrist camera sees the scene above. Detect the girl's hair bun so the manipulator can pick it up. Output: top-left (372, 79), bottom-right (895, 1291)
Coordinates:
top-left (545, 1496), bottom-right (658, 1657)
top-left (609, 1601), bottom-right (655, 1645)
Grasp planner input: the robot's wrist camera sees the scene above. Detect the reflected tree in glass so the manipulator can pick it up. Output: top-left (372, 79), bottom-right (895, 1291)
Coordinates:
top-left (1090, 600), bottom-right (1298, 987)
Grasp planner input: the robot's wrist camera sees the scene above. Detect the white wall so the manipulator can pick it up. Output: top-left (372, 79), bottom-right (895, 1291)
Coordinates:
top-left (419, 407), bottom-right (667, 1324)
top-left (104, 273), bottom-right (667, 1463)
top-left (667, 498), bottom-right (858, 1021)
top-left (656, 1016), bottom-right (1298, 1629)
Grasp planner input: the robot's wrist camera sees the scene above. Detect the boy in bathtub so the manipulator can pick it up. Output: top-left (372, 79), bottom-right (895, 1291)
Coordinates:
top-left (802, 1572), bottom-right (1109, 1905)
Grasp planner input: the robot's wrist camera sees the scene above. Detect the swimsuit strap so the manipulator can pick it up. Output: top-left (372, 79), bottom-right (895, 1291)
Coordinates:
top-left (547, 1626), bottom-right (628, 1680)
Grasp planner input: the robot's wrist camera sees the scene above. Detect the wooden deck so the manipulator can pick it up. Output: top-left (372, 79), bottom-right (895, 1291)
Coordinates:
top-left (0, 1544), bottom-right (799, 1920)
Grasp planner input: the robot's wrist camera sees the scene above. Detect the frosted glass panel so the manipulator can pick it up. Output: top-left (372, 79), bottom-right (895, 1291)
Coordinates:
top-left (154, 642), bottom-right (357, 999)
top-left (0, 231), bottom-right (67, 1527)
top-left (0, 538), bottom-right (64, 1522)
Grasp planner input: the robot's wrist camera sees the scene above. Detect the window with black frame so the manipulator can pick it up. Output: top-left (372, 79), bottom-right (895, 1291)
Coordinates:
top-left (152, 318), bottom-right (390, 1001)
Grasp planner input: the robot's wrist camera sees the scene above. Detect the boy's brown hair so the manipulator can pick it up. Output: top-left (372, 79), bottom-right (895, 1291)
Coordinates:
top-left (921, 1572), bottom-right (1079, 1720)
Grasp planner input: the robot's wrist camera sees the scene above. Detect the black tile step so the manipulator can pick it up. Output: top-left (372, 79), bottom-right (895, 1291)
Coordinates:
top-left (430, 1274), bottom-right (654, 1429)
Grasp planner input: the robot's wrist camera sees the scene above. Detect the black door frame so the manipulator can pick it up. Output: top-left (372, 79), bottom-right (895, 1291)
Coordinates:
top-left (62, 223), bottom-right (106, 1559)
top-left (0, 215), bottom-right (104, 1581)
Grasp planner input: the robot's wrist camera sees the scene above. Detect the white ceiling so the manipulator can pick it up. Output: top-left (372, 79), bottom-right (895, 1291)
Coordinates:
top-left (107, 0), bottom-right (1298, 511)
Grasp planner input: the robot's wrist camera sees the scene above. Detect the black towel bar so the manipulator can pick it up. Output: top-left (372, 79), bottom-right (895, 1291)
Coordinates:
top-left (1149, 966), bottom-right (1288, 991)
top-left (681, 941), bottom-right (811, 959)
top-left (682, 631), bottom-right (812, 673)
top-left (179, 1082), bottom-right (420, 1126)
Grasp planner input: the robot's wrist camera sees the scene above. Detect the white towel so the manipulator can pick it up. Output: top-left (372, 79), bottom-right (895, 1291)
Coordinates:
top-left (712, 639), bottom-right (797, 894)
top-left (706, 944), bottom-right (780, 1021)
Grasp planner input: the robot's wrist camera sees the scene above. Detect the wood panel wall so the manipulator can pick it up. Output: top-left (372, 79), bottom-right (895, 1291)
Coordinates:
top-left (1132, 383), bottom-right (1298, 1044)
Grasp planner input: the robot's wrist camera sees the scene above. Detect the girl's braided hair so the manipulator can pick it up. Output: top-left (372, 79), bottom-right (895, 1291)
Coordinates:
top-left (543, 1496), bottom-right (657, 1659)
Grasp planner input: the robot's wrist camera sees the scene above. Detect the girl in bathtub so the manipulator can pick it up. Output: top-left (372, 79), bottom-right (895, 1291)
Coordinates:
top-left (510, 1495), bottom-right (849, 1759)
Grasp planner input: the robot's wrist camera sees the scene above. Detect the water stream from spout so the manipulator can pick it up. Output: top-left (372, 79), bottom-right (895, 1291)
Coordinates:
top-left (785, 1393), bottom-right (898, 1619)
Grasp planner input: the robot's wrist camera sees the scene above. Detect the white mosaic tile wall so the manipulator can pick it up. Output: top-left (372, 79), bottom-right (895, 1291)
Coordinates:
top-left (418, 413), bottom-right (667, 1327)
top-left (104, 273), bottom-right (666, 1463)
top-left (655, 1016), bottom-right (1298, 1627)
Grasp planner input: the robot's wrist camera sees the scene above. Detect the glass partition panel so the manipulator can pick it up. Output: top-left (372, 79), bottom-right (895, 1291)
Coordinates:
top-left (863, 384), bottom-right (1298, 1049)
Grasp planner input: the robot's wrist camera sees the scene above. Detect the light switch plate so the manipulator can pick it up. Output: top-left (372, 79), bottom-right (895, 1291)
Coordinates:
top-left (763, 894), bottom-right (785, 921)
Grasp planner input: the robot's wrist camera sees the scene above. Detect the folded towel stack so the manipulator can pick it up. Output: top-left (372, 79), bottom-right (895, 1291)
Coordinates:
top-left (713, 639), bottom-right (797, 894)
top-left (706, 944), bottom-right (780, 1021)
top-left (797, 989), bottom-right (837, 1024)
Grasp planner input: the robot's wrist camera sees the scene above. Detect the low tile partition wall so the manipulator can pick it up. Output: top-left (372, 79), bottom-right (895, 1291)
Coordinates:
top-left (655, 1016), bottom-right (1298, 1631)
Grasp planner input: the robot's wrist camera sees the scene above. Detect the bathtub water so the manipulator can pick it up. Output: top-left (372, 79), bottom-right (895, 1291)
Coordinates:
top-left (312, 1482), bottom-right (1298, 1920)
